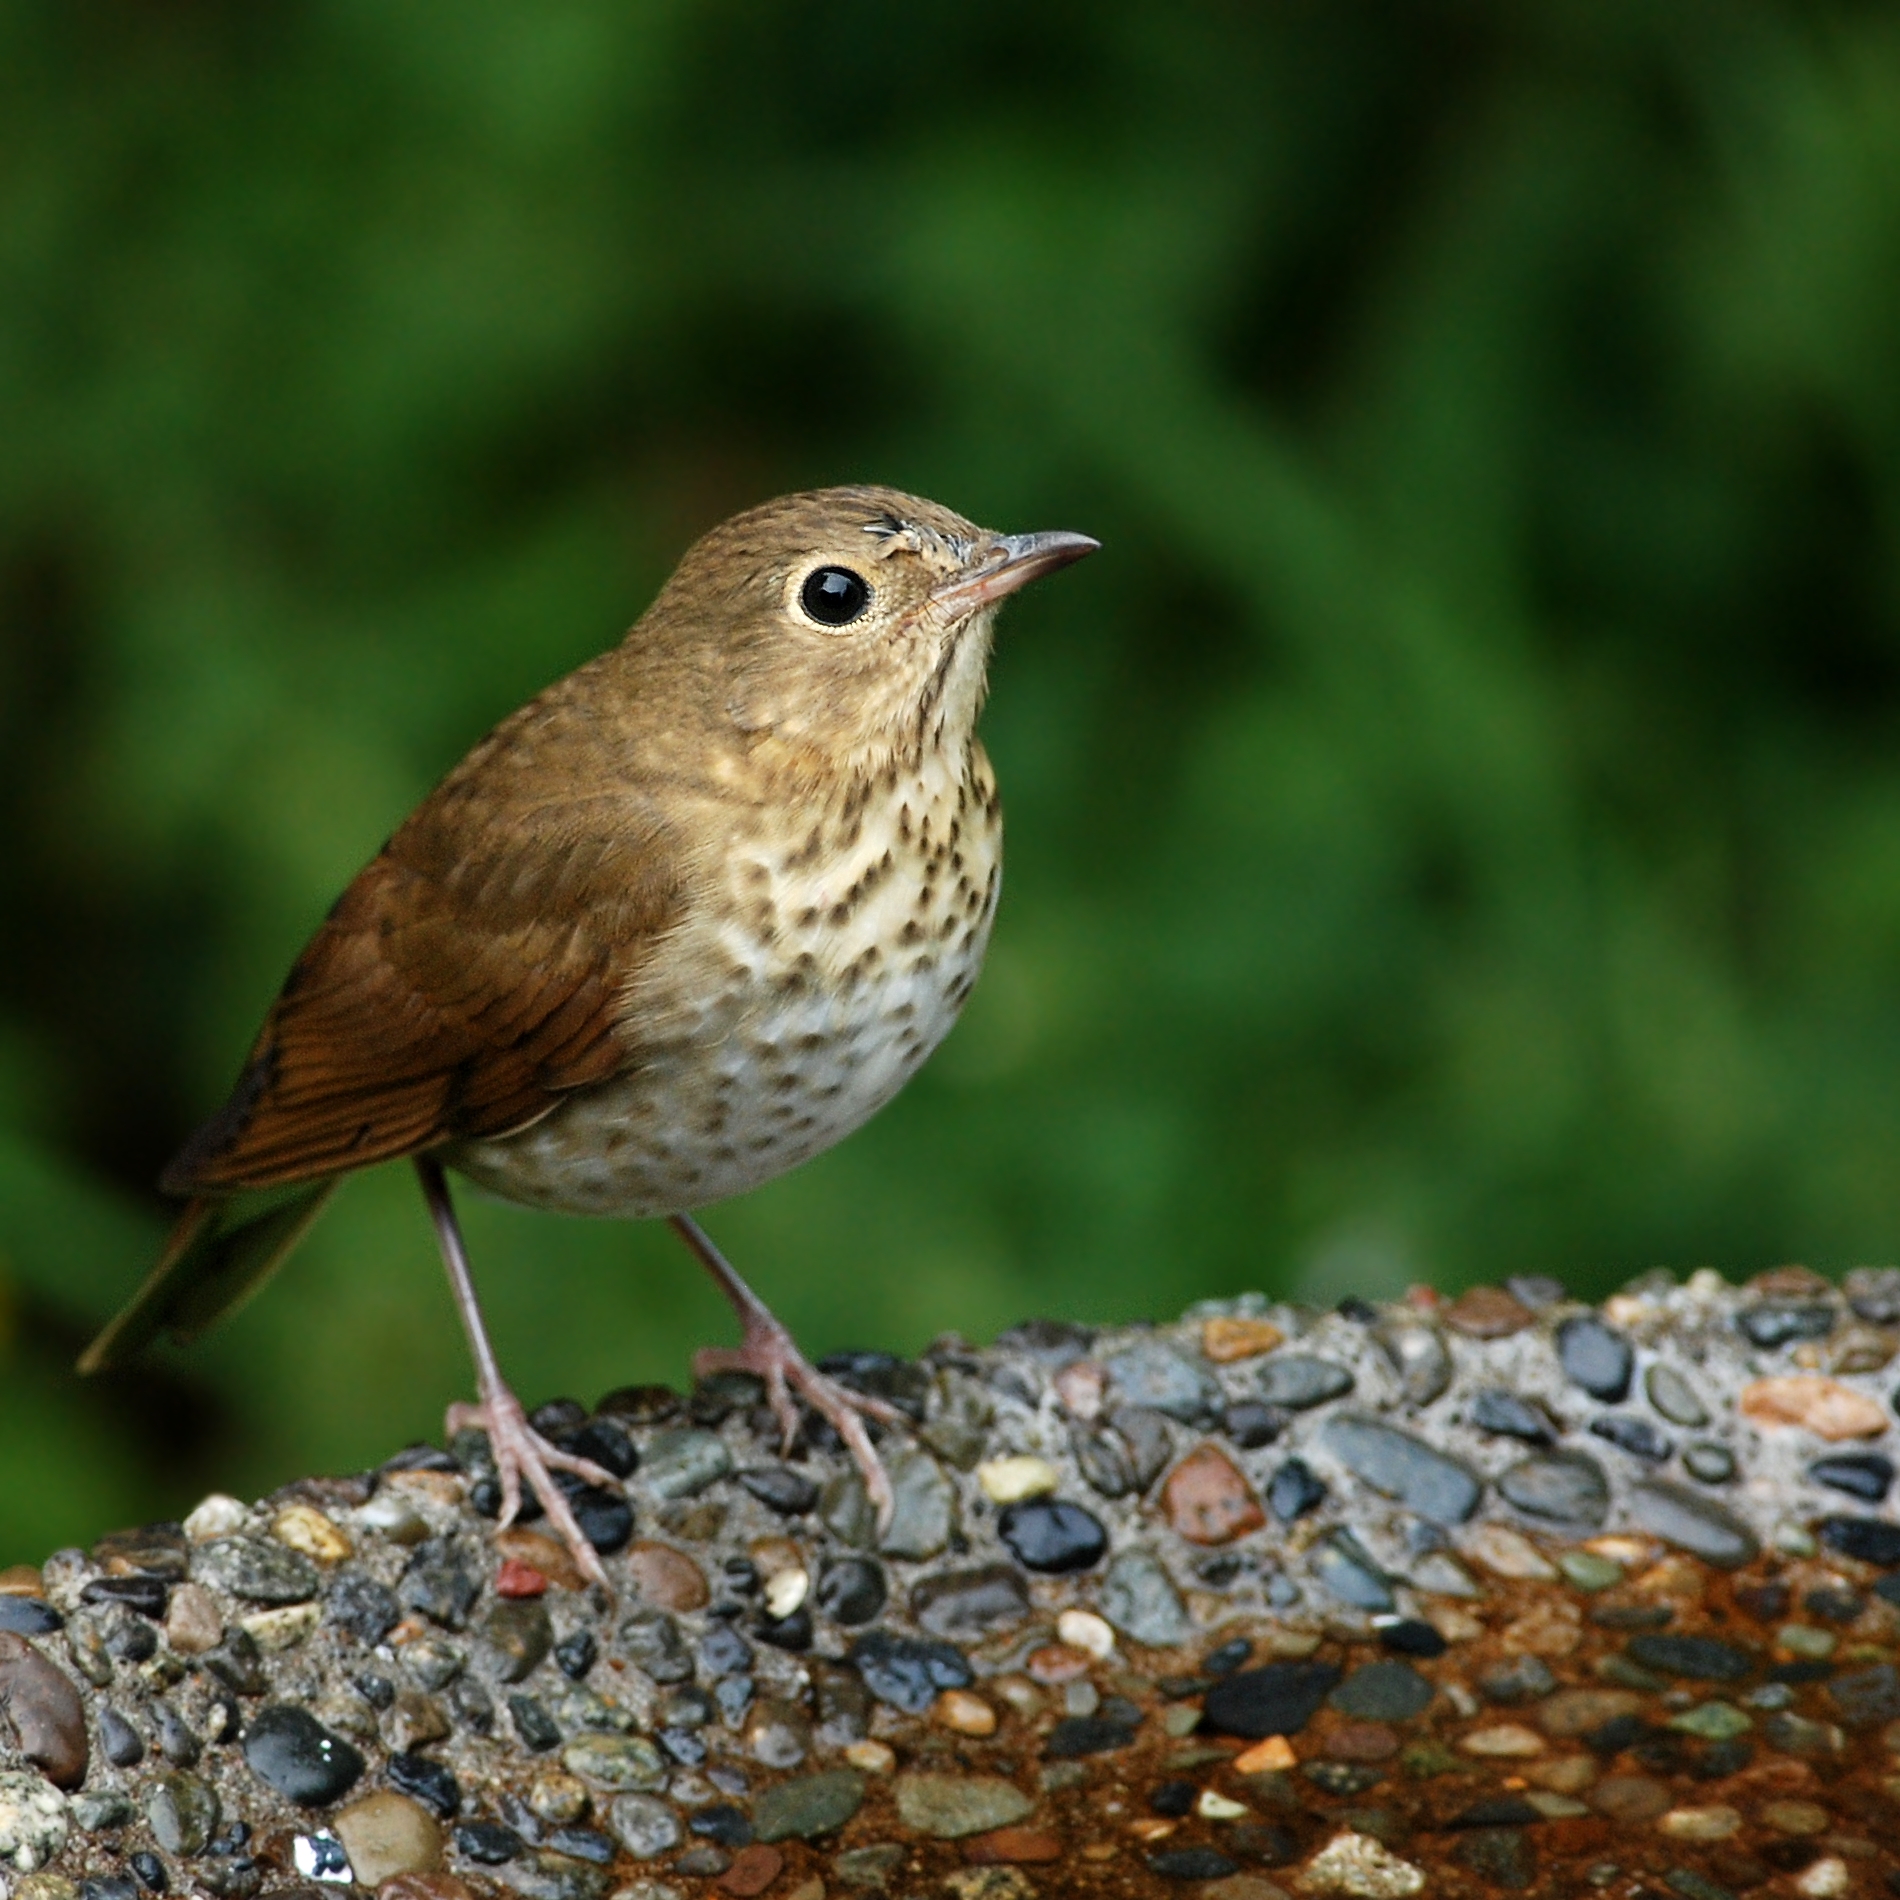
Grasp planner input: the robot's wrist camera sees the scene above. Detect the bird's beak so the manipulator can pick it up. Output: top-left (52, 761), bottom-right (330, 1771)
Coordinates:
top-left (931, 529), bottom-right (1100, 615)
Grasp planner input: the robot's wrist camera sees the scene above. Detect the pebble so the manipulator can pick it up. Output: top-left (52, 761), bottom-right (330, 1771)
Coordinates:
top-left (1329, 1662), bottom-right (1432, 1723)
top-left (910, 1564), bottom-right (1030, 1639)
top-left (962, 1827), bottom-right (1063, 1865)
top-left (1469, 1390), bottom-right (1555, 1445)
top-left (893, 1773), bottom-right (1033, 1838)
top-left (1099, 1548), bottom-right (1192, 1647)
top-left (387, 1751), bottom-right (461, 1819)
top-left (1267, 1458), bottom-right (1327, 1523)
top-left (1590, 1774), bottom-right (1671, 1822)
top-left (976, 1457), bottom-right (1059, 1504)
top-left (399, 1544), bottom-right (481, 1630)
top-left (1056, 1608), bottom-right (1114, 1657)
top-left (1204, 1661), bottom-right (1341, 1738)
top-left (877, 1444), bottom-right (956, 1560)
top-left (1443, 1286), bottom-right (1533, 1338)
top-left (848, 1630), bottom-right (973, 1712)
top-left (1497, 1450), bottom-right (1609, 1528)
top-left (1408, 1551), bottom-right (1482, 1596)
top-left (1104, 1340), bottom-right (1224, 1423)
top-left (560, 1735), bottom-right (666, 1791)
top-left (334, 1792), bottom-right (440, 1885)
top-left (1682, 1443), bottom-right (1735, 1483)
top-left (0, 1771), bottom-right (70, 1872)
top-left (1816, 1514), bottom-right (1900, 1565)
top-left (240, 1706), bottom-right (365, 1806)
top-left (718, 1844), bottom-right (784, 1897)
top-left (640, 1429), bottom-right (732, 1499)
top-left (1254, 1355), bottom-right (1355, 1410)
top-left (605, 1794), bottom-right (681, 1859)
top-left (493, 1530), bottom-right (590, 1594)
top-left (1737, 1302), bottom-right (1838, 1348)
top-left (1588, 1414), bottom-right (1674, 1461)
top-left (1644, 1364), bottom-right (1709, 1428)
top-left (1201, 1316), bottom-right (1285, 1363)
top-left (1826, 1661), bottom-right (1900, 1726)
top-left (475, 1599), bottom-right (553, 1682)
top-left (618, 1606), bottom-right (693, 1683)
top-left (144, 1771), bottom-right (219, 1854)
top-left (1298, 1830), bottom-right (1425, 1898)
top-left (620, 1542), bottom-right (707, 1614)
top-left (735, 1466), bottom-right (819, 1516)
top-left (934, 1689), bottom-right (997, 1735)
top-left (1761, 1799), bottom-right (1829, 1835)
top-left (1739, 1375), bottom-right (1888, 1440)
top-left (1372, 1323), bottom-right (1452, 1408)
top-left (183, 1495), bottom-right (248, 1541)
top-left (1312, 1531), bottom-right (1395, 1611)
top-left (1162, 1444), bottom-right (1265, 1544)
top-left (193, 1536), bottom-right (321, 1605)
top-left (1627, 1481), bottom-right (1760, 1568)
top-left (751, 1769), bottom-right (865, 1843)
top-left (814, 1555), bottom-right (886, 1625)
top-left (0, 1635), bottom-right (88, 1788)
top-left (271, 1505), bottom-right (351, 1565)
top-left (1808, 1451), bottom-right (1893, 1500)
top-left (1556, 1316), bottom-right (1634, 1402)
top-left (327, 1573), bottom-right (400, 1646)
top-left (1319, 1415), bottom-right (1485, 1524)
top-left (1475, 1656), bottom-right (1555, 1704)
top-left (1464, 1524), bottom-right (1557, 1580)
top-left (996, 1499), bottom-right (1106, 1572)
top-left (0, 1600), bottom-right (63, 1638)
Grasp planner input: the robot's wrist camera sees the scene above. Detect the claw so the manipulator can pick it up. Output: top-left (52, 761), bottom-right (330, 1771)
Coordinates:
top-left (446, 1390), bottom-right (616, 1593)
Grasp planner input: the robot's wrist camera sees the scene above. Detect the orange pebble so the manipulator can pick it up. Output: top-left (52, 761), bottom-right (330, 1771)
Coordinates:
top-left (934, 1688), bottom-right (998, 1736)
top-left (1233, 1735), bottom-right (1298, 1773)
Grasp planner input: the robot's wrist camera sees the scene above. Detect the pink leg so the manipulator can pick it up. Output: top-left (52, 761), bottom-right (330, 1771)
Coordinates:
top-left (670, 1213), bottom-right (903, 1532)
top-left (416, 1157), bottom-right (619, 1592)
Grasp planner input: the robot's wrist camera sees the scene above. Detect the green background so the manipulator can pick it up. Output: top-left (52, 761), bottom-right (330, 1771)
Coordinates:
top-left (6, 1), bottom-right (1900, 1561)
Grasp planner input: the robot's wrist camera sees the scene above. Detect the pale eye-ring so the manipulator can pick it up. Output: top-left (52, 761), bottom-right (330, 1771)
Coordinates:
top-left (800, 565), bottom-right (871, 627)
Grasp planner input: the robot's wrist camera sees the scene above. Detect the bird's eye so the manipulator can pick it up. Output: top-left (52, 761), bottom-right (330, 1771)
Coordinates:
top-left (800, 565), bottom-right (871, 627)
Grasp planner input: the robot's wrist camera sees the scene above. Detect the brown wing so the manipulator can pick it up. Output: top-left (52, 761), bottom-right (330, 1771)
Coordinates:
top-left (162, 762), bottom-right (689, 1194)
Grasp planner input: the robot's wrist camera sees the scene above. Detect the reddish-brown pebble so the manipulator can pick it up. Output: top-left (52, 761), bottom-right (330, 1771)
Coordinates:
top-left (623, 1540), bottom-right (710, 1611)
top-left (963, 1828), bottom-right (1064, 1864)
top-left (718, 1844), bottom-right (784, 1896)
top-left (494, 1529), bottom-right (588, 1593)
top-left (1590, 1775), bottom-right (1671, 1823)
top-left (0, 1630), bottom-right (88, 1787)
top-left (1320, 1721), bottom-right (1399, 1763)
top-left (1161, 1443), bottom-right (1266, 1546)
top-left (379, 1875), bottom-right (477, 1900)
top-left (0, 1567), bottom-right (44, 1597)
top-left (1201, 1317), bottom-right (1285, 1364)
top-left (495, 1559), bottom-right (548, 1599)
top-left (1443, 1285), bottom-right (1534, 1338)
top-left (1025, 1645), bottom-right (1092, 1683)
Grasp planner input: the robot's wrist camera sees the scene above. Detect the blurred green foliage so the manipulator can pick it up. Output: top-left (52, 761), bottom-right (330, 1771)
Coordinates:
top-left (6, 0), bottom-right (1900, 1559)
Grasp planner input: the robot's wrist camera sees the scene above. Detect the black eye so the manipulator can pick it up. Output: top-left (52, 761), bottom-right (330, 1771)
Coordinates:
top-left (800, 565), bottom-right (871, 626)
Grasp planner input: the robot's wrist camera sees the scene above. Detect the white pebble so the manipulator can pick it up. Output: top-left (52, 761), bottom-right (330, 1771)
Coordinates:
top-left (1055, 1609), bottom-right (1115, 1658)
top-left (977, 1455), bottom-right (1059, 1504)
top-left (763, 1567), bottom-right (809, 1620)
top-left (1196, 1790), bottom-right (1248, 1821)
top-left (183, 1493), bottom-right (248, 1542)
top-left (1796, 1860), bottom-right (1850, 1899)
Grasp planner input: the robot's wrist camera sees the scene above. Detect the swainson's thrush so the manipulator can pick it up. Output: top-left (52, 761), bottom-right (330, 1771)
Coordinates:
top-left (81, 485), bottom-right (1097, 1585)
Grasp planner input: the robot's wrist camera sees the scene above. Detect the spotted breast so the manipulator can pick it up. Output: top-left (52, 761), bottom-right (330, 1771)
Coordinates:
top-left (447, 744), bottom-right (1003, 1217)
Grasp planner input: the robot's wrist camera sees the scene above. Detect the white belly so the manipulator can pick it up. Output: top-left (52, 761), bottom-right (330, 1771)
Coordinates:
top-left (448, 755), bottom-right (1000, 1217)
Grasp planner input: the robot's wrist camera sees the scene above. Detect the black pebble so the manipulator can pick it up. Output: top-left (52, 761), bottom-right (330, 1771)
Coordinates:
top-left (507, 1695), bottom-right (561, 1752)
top-left (1304, 1761), bottom-right (1383, 1795)
top-left (1695, 1737), bottom-right (1752, 1779)
top-left (1810, 1454), bottom-right (1894, 1503)
top-left (1222, 1401), bottom-right (1287, 1450)
top-left (155, 1705), bottom-right (202, 1767)
top-left (552, 1476), bottom-right (633, 1554)
top-left (816, 1349), bottom-right (932, 1420)
top-left (1469, 1390), bottom-right (1556, 1446)
top-left (453, 1823), bottom-right (523, 1864)
top-left (200, 1629), bottom-right (266, 1697)
top-left (1625, 1634), bottom-right (1755, 1682)
top-left (738, 1465), bottom-right (821, 1515)
top-left (848, 1629), bottom-right (973, 1712)
top-left (0, 1597), bottom-right (63, 1635)
top-left (1768, 1659), bottom-right (1834, 1685)
top-left (1379, 1619), bottom-right (1448, 1659)
top-left (554, 1418), bottom-right (637, 1478)
top-left (381, 1444), bottom-right (461, 1475)
top-left (1148, 1849), bottom-right (1239, 1880)
top-left (1447, 1798), bottom-right (1543, 1829)
top-left (99, 1707), bottom-right (144, 1767)
top-left (816, 1557), bottom-right (887, 1626)
top-left (690, 1805), bottom-right (754, 1847)
top-left (1267, 1458), bottom-right (1327, 1523)
top-left (1149, 1781), bottom-right (1196, 1817)
top-left (554, 1631), bottom-right (597, 1679)
top-left (1201, 1637), bottom-right (1252, 1678)
top-left (755, 1607), bottom-right (813, 1652)
top-left (594, 1383), bottom-right (682, 1424)
top-left (1803, 1586), bottom-right (1866, 1624)
top-left (1336, 1297), bottom-right (1379, 1322)
top-left (399, 1542), bottom-right (482, 1631)
top-left (451, 1676), bottom-right (496, 1734)
top-left (1556, 1315), bottom-right (1634, 1402)
top-left (351, 1671), bottom-right (396, 1711)
top-left (546, 1827), bottom-right (617, 1864)
top-left (996, 1498), bottom-right (1107, 1573)
top-left (328, 1574), bottom-right (401, 1646)
top-left (1589, 1414), bottom-right (1674, 1462)
top-left (1203, 1661), bottom-right (1343, 1739)
top-left (388, 1750), bottom-right (462, 1819)
top-left (129, 1853), bottom-right (167, 1894)
top-left (1818, 1515), bottom-right (1900, 1567)
top-left (1043, 1715), bottom-right (1138, 1758)
top-left (528, 1398), bottom-right (588, 1435)
top-left (102, 1614), bottom-right (157, 1663)
top-left (81, 1576), bottom-right (170, 1620)
top-left (81, 1881), bottom-right (138, 1900)
top-left (240, 1704), bottom-right (365, 1806)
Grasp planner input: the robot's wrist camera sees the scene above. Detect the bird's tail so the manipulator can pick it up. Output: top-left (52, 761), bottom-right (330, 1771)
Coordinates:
top-left (77, 1180), bottom-right (337, 1374)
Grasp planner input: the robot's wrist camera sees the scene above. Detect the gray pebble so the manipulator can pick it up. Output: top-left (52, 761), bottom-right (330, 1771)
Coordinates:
top-left (1097, 1548), bottom-right (1191, 1648)
top-left (751, 1767), bottom-right (866, 1843)
top-left (908, 1565), bottom-right (1030, 1639)
top-left (144, 1773), bottom-right (219, 1855)
top-left (1372, 1322), bottom-right (1452, 1407)
top-left (605, 1793), bottom-right (680, 1859)
top-left (1556, 1316), bottom-right (1633, 1402)
top-left (876, 1445), bottom-right (956, 1561)
top-left (1627, 1480), bottom-right (1760, 1569)
top-left (640, 1429), bottom-right (733, 1500)
top-left (1684, 1443), bottom-right (1735, 1484)
top-left (476, 1600), bottom-right (552, 1684)
top-left (1643, 1363), bottom-right (1708, 1428)
top-left (1254, 1355), bottom-right (1355, 1411)
top-left (1498, 1450), bottom-right (1609, 1528)
top-left (0, 1770), bottom-right (70, 1872)
top-left (1318, 1414), bottom-right (1484, 1524)
top-left (1328, 1660), bottom-right (1432, 1721)
top-left (1311, 1530), bottom-right (1394, 1611)
top-left (192, 1537), bottom-right (320, 1606)
top-left (1104, 1341), bottom-right (1223, 1424)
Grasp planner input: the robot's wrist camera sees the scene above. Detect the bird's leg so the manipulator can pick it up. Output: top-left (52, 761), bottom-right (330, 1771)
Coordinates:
top-left (416, 1157), bottom-right (617, 1591)
top-left (670, 1212), bottom-right (903, 1532)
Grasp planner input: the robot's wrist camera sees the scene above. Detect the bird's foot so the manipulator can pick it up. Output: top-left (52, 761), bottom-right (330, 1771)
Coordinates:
top-left (445, 1389), bottom-right (618, 1592)
top-left (694, 1319), bottom-right (904, 1534)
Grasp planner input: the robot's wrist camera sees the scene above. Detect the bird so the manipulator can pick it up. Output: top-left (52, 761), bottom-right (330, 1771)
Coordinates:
top-left (80, 484), bottom-right (1098, 1589)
